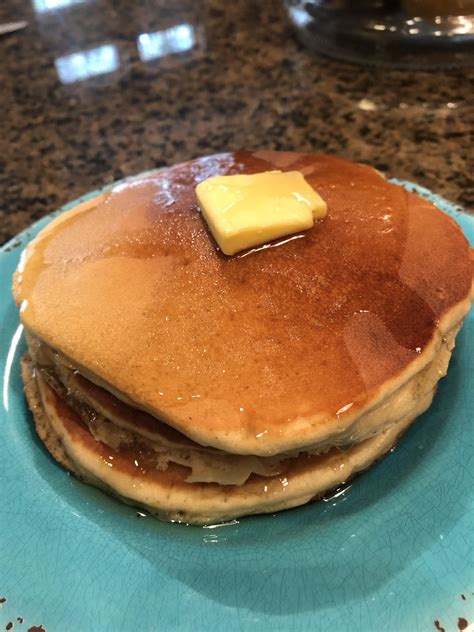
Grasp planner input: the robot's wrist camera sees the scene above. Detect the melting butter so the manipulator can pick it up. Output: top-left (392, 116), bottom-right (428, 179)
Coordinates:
top-left (195, 170), bottom-right (327, 256)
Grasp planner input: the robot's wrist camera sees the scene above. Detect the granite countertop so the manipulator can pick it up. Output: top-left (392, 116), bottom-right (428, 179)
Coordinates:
top-left (1, 0), bottom-right (473, 245)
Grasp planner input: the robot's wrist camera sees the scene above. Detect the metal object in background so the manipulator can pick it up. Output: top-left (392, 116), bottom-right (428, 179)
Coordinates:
top-left (283, 1), bottom-right (474, 68)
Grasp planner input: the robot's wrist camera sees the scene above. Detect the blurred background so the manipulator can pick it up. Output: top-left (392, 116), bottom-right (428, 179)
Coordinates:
top-left (1, 0), bottom-right (473, 244)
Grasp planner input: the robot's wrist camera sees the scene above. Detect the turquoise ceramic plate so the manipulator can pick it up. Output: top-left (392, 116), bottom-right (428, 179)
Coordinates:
top-left (1, 178), bottom-right (473, 632)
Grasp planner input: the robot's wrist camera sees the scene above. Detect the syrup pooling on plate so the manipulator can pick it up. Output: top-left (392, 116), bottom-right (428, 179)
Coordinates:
top-left (14, 152), bottom-right (472, 454)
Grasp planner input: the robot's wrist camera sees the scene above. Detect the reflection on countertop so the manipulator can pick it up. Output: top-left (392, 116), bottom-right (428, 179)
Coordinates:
top-left (1, 0), bottom-right (473, 243)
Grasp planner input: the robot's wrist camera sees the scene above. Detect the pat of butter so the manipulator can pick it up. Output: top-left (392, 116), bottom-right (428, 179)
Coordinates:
top-left (195, 170), bottom-right (327, 256)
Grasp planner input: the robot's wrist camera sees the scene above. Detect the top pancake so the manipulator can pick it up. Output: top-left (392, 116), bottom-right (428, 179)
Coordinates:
top-left (13, 152), bottom-right (473, 455)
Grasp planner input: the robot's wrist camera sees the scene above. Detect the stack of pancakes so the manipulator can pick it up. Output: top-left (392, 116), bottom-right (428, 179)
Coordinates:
top-left (13, 151), bottom-right (473, 524)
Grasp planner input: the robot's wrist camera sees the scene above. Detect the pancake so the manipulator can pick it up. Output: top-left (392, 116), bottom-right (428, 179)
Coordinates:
top-left (20, 356), bottom-right (437, 524)
top-left (13, 151), bottom-right (473, 524)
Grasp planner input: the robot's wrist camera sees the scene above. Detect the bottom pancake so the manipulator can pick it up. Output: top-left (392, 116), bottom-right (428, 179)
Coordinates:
top-left (22, 355), bottom-right (434, 525)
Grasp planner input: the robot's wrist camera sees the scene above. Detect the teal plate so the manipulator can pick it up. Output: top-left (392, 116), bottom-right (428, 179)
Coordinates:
top-left (1, 178), bottom-right (473, 632)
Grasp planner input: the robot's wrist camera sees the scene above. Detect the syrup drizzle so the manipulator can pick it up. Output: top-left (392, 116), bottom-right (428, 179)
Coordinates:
top-left (15, 151), bottom-right (472, 449)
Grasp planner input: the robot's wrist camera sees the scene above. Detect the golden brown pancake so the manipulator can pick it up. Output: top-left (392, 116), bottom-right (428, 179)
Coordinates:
top-left (20, 355), bottom-right (439, 524)
top-left (13, 151), bottom-right (473, 523)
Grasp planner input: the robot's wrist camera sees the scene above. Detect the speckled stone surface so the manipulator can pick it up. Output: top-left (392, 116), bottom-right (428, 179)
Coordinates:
top-left (1, 0), bottom-right (473, 244)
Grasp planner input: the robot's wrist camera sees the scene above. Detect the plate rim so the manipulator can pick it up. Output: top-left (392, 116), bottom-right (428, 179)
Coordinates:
top-left (1, 175), bottom-right (473, 631)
